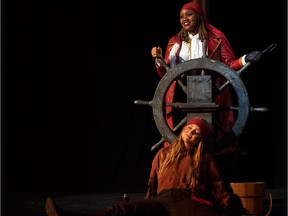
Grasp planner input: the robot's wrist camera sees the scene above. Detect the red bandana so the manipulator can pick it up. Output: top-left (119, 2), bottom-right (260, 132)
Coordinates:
top-left (181, 2), bottom-right (204, 17)
top-left (185, 117), bottom-right (211, 139)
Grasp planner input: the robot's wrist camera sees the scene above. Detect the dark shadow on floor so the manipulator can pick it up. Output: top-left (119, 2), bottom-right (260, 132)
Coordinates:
top-left (2, 189), bottom-right (287, 216)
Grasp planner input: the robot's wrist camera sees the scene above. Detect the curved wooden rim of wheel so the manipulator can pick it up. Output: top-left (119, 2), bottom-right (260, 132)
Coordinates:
top-left (151, 57), bottom-right (250, 144)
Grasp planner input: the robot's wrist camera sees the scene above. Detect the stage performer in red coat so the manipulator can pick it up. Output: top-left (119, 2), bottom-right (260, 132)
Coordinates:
top-left (151, 1), bottom-right (262, 153)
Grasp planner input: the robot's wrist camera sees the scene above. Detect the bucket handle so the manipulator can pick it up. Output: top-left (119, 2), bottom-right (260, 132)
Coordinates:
top-left (265, 192), bottom-right (273, 216)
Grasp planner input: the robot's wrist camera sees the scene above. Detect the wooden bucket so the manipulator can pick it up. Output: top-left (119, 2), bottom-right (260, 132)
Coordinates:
top-left (230, 182), bottom-right (272, 216)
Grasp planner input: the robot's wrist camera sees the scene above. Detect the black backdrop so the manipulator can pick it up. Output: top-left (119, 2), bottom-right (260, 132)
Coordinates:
top-left (2, 0), bottom-right (287, 193)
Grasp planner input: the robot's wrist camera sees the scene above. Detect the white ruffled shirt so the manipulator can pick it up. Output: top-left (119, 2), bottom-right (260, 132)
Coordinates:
top-left (179, 33), bottom-right (204, 62)
top-left (168, 33), bottom-right (206, 67)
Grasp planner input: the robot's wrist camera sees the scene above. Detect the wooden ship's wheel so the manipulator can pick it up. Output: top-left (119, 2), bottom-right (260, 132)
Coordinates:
top-left (134, 45), bottom-right (276, 152)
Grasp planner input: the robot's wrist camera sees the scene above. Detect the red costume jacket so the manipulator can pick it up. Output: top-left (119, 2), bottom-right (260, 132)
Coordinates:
top-left (145, 146), bottom-right (232, 207)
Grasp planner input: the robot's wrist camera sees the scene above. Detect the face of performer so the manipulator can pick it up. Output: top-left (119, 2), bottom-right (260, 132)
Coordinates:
top-left (181, 123), bottom-right (201, 149)
top-left (180, 9), bottom-right (198, 34)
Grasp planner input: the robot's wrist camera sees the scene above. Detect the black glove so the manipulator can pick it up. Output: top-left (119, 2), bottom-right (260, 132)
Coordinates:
top-left (245, 51), bottom-right (262, 63)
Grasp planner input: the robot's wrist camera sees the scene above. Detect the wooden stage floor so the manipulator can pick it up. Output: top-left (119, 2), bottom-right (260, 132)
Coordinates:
top-left (2, 188), bottom-right (287, 216)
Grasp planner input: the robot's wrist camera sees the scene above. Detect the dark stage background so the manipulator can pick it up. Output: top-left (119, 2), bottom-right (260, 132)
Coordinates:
top-left (2, 0), bottom-right (287, 194)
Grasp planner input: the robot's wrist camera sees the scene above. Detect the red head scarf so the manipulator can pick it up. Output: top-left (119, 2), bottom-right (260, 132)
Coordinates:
top-left (181, 2), bottom-right (204, 17)
top-left (185, 117), bottom-right (211, 139)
